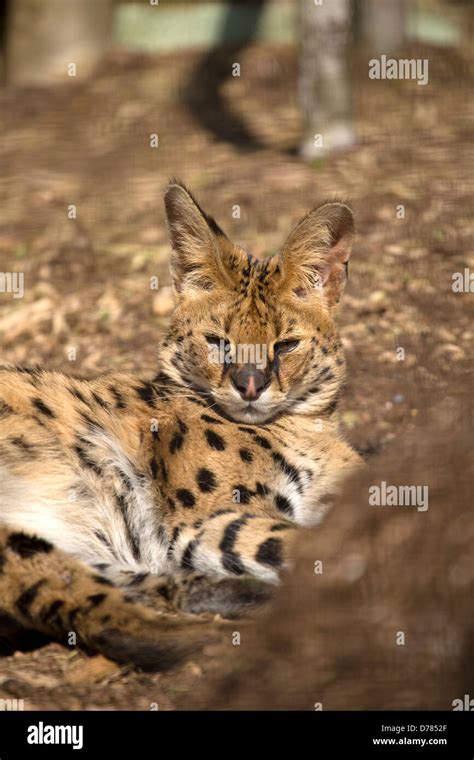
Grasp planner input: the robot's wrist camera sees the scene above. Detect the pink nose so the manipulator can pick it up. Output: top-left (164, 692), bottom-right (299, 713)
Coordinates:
top-left (230, 366), bottom-right (270, 401)
top-left (244, 374), bottom-right (257, 400)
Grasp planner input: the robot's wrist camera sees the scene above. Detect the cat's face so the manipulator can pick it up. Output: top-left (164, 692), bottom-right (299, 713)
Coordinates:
top-left (159, 182), bottom-right (354, 423)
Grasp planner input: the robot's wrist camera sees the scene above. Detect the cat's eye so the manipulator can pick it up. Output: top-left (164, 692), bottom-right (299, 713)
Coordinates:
top-left (205, 335), bottom-right (226, 347)
top-left (274, 339), bottom-right (300, 354)
top-left (205, 335), bottom-right (220, 346)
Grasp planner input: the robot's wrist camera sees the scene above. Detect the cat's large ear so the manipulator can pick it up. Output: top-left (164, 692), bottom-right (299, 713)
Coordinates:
top-left (164, 181), bottom-right (231, 293)
top-left (279, 201), bottom-right (354, 308)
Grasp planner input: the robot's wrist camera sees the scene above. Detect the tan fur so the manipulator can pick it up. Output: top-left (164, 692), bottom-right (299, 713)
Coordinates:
top-left (0, 181), bottom-right (361, 669)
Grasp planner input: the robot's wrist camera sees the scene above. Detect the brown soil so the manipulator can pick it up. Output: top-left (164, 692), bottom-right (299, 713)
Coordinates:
top-left (0, 41), bottom-right (472, 710)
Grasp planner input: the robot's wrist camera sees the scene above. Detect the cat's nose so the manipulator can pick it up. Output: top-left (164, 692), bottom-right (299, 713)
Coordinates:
top-left (230, 365), bottom-right (270, 401)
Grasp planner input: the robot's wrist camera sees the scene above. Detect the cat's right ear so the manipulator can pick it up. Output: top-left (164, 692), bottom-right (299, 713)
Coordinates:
top-left (279, 200), bottom-right (354, 308)
top-left (164, 181), bottom-right (229, 293)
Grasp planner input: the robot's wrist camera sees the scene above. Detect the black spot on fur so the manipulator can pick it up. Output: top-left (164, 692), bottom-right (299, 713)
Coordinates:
top-left (167, 525), bottom-right (182, 558)
top-left (254, 435), bottom-right (271, 450)
top-left (256, 538), bottom-right (283, 568)
top-left (94, 531), bottom-right (116, 557)
top-left (7, 533), bottom-right (53, 558)
top-left (118, 470), bottom-right (134, 492)
top-left (109, 386), bottom-right (126, 409)
top-left (316, 366), bottom-right (334, 382)
top-left (74, 444), bottom-right (103, 476)
top-left (15, 366), bottom-right (40, 375)
top-left (16, 580), bottom-right (46, 618)
top-left (271, 452), bottom-right (302, 492)
top-left (201, 414), bottom-right (223, 425)
top-left (154, 371), bottom-right (174, 386)
top-left (187, 395), bottom-right (207, 407)
top-left (33, 397), bottom-right (55, 418)
top-left (150, 457), bottom-right (158, 479)
top-left (169, 432), bottom-right (184, 454)
top-left (208, 508), bottom-right (237, 520)
top-left (69, 386), bottom-right (89, 405)
top-left (181, 538), bottom-right (199, 570)
top-left (205, 429), bottom-right (226, 451)
top-left (87, 593), bottom-right (107, 607)
top-left (92, 574), bottom-right (114, 586)
top-left (219, 517), bottom-right (247, 575)
top-left (156, 525), bottom-right (166, 543)
top-left (68, 607), bottom-right (81, 626)
top-left (233, 484), bottom-right (252, 505)
top-left (81, 412), bottom-right (104, 431)
top-left (0, 400), bottom-right (13, 416)
top-left (177, 418), bottom-right (188, 435)
top-left (176, 489), bottom-right (196, 508)
top-left (159, 457), bottom-right (168, 482)
top-left (326, 396), bottom-right (339, 414)
top-left (92, 392), bottom-right (109, 408)
top-left (156, 583), bottom-right (172, 601)
top-left (115, 495), bottom-right (141, 562)
top-left (127, 572), bottom-right (150, 587)
top-left (239, 448), bottom-right (253, 463)
top-left (197, 468), bottom-right (217, 493)
top-left (270, 522), bottom-right (291, 532)
top-left (256, 482), bottom-right (270, 497)
top-left (136, 383), bottom-right (155, 407)
top-left (41, 599), bottom-right (64, 624)
top-left (275, 493), bottom-right (293, 516)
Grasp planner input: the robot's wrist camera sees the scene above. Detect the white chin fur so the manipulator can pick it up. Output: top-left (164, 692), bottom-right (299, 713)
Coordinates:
top-left (225, 403), bottom-right (274, 423)
top-left (218, 388), bottom-right (276, 422)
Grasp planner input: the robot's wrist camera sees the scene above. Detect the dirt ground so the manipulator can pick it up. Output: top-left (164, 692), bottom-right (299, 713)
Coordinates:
top-left (0, 39), bottom-right (472, 709)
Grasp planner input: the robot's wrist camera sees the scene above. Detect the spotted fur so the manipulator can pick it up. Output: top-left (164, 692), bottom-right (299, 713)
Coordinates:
top-left (0, 181), bottom-right (361, 669)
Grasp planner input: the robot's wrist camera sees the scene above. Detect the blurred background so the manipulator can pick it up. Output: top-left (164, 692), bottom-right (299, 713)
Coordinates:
top-left (0, 0), bottom-right (472, 710)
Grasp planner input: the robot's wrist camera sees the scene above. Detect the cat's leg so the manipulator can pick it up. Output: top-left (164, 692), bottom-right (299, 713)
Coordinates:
top-left (0, 525), bottom-right (209, 671)
top-left (168, 509), bottom-right (295, 583)
top-left (90, 509), bottom-right (296, 617)
top-left (91, 563), bottom-right (275, 618)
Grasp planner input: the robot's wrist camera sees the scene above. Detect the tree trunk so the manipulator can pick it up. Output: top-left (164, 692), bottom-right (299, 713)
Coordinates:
top-left (5, 0), bottom-right (114, 86)
top-left (360, 0), bottom-right (408, 55)
top-left (299, 0), bottom-right (355, 160)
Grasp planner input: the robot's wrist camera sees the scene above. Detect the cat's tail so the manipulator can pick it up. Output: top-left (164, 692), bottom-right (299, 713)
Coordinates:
top-left (0, 526), bottom-right (208, 671)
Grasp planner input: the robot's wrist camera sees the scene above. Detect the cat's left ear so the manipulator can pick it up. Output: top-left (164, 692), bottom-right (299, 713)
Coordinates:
top-left (164, 181), bottom-right (230, 294)
top-left (279, 201), bottom-right (354, 308)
